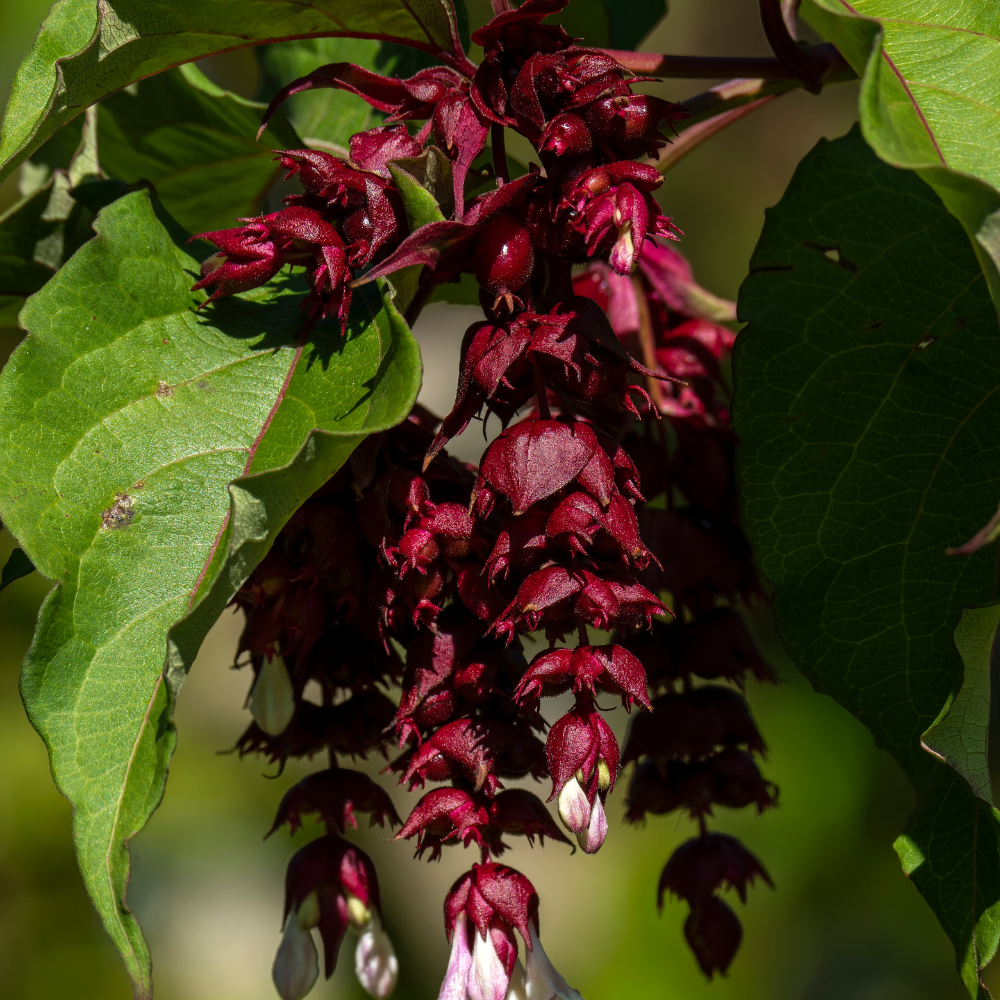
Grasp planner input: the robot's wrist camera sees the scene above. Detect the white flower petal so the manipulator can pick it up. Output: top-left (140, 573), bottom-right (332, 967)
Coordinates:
top-left (355, 913), bottom-right (399, 999)
top-left (557, 776), bottom-right (591, 834)
top-left (273, 915), bottom-right (320, 1000)
top-left (524, 923), bottom-right (585, 1000)
top-left (469, 925), bottom-right (512, 1000)
top-left (438, 914), bottom-right (475, 1000)
top-left (505, 960), bottom-right (528, 1000)
top-left (575, 793), bottom-right (608, 854)
top-left (250, 654), bottom-right (295, 735)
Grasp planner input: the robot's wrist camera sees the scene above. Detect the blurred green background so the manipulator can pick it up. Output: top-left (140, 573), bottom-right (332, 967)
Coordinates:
top-left (0, 1), bottom-right (986, 998)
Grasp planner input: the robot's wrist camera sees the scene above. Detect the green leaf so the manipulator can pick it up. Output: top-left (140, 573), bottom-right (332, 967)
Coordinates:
top-left (733, 127), bottom-right (1000, 998)
top-left (800, 1), bottom-right (1000, 307)
top-left (0, 0), bottom-right (468, 186)
top-left (0, 188), bottom-right (420, 996)
top-left (551, 0), bottom-right (667, 49)
top-left (0, 109), bottom-right (111, 318)
top-left (388, 146), bottom-right (454, 227)
top-left (384, 147), bottom-right (452, 307)
top-left (94, 63), bottom-right (299, 234)
top-left (922, 603), bottom-right (1000, 805)
top-left (0, 182), bottom-right (62, 300)
top-left (0, 546), bottom-right (36, 591)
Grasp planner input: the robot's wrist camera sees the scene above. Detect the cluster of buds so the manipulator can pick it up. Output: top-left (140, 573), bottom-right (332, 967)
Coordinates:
top-left (193, 125), bottom-right (421, 331)
top-left (218, 0), bottom-right (777, 995)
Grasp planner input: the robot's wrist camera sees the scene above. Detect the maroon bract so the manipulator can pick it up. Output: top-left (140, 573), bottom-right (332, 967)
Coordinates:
top-left (470, 0), bottom-right (574, 127)
top-left (545, 695), bottom-right (619, 803)
top-left (685, 897), bottom-right (743, 979)
top-left (515, 643), bottom-right (650, 709)
top-left (268, 768), bottom-right (402, 837)
top-left (658, 834), bottom-right (773, 908)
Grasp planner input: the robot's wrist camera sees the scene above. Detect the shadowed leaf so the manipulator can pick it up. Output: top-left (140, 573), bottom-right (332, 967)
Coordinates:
top-left (734, 127), bottom-right (1000, 999)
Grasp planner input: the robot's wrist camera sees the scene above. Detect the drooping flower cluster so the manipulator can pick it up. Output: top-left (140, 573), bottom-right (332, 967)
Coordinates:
top-left (210, 0), bottom-right (777, 996)
top-left (574, 242), bottom-right (777, 977)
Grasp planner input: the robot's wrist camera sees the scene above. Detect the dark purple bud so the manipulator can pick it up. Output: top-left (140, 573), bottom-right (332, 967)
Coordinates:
top-left (473, 212), bottom-right (535, 312)
top-left (684, 897), bottom-right (742, 979)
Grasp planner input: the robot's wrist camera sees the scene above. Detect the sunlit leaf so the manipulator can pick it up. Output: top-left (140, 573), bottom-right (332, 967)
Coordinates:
top-left (0, 0), bottom-right (469, 185)
top-left (801, 1), bottom-right (1000, 306)
top-left (0, 188), bottom-right (420, 995)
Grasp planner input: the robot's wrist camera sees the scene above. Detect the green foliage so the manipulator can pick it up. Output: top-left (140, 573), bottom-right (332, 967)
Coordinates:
top-left (0, 183), bottom-right (62, 294)
top-left (0, 189), bottom-right (420, 997)
top-left (923, 603), bottom-right (1000, 805)
top-left (551, 0), bottom-right (666, 49)
top-left (95, 64), bottom-right (299, 235)
top-left (801, 1), bottom-right (1000, 307)
top-left (734, 127), bottom-right (1000, 998)
top-left (0, 0), bottom-right (467, 185)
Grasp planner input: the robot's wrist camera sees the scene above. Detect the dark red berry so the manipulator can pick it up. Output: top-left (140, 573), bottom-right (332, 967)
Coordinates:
top-left (473, 212), bottom-right (535, 304)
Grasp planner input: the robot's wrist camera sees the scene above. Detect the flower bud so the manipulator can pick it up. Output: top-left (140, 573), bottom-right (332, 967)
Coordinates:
top-left (596, 759), bottom-right (612, 793)
top-left (473, 212), bottom-right (535, 309)
top-left (250, 653), bottom-right (296, 736)
top-left (575, 793), bottom-right (607, 855)
top-left (346, 893), bottom-right (372, 931)
top-left (557, 776), bottom-right (591, 834)
top-left (355, 913), bottom-right (399, 999)
top-left (273, 909), bottom-right (320, 1000)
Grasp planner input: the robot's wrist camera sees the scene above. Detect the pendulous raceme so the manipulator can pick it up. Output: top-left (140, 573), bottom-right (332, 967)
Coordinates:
top-left (197, 1), bottom-right (776, 996)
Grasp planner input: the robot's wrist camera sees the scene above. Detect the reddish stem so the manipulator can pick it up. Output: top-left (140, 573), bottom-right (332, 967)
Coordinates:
top-left (604, 49), bottom-right (797, 79)
top-left (633, 276), bottom-right (665, 413)
top-left (491, 124), bottom-right (509, 186)
top-left (758, 0), bottom-right (828, 91)
top-left (533, 363), bottom-right (551, 420)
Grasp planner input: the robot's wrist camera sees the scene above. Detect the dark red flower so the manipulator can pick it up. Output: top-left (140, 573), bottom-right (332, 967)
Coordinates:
top-left (395, 787), bottom-right (568, 860)
top-left (445, 861), bottom-right (538, 942)
top-left (530, 161), bottom-right (679, 274)
top-left (396, 716), bottom-right (547, 795)
top-left (622, 687), bottom-right (765, 762)
top-left (545, 696), bottom-right (619, 802)
top-left (470, 0), bottom-right (574, 127)
top-left (192, 205), bottom-right (354, 331)
top-left (282, 835), bottom-right (382, 977)
top-left (658, 834), bottom-right (773, 909)
top-left (478, 418), bottom-right (598, 515)
top-left (268, 768), bottom-right (401, 837)
top-left (515, 643), bottom-right (650, 710)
